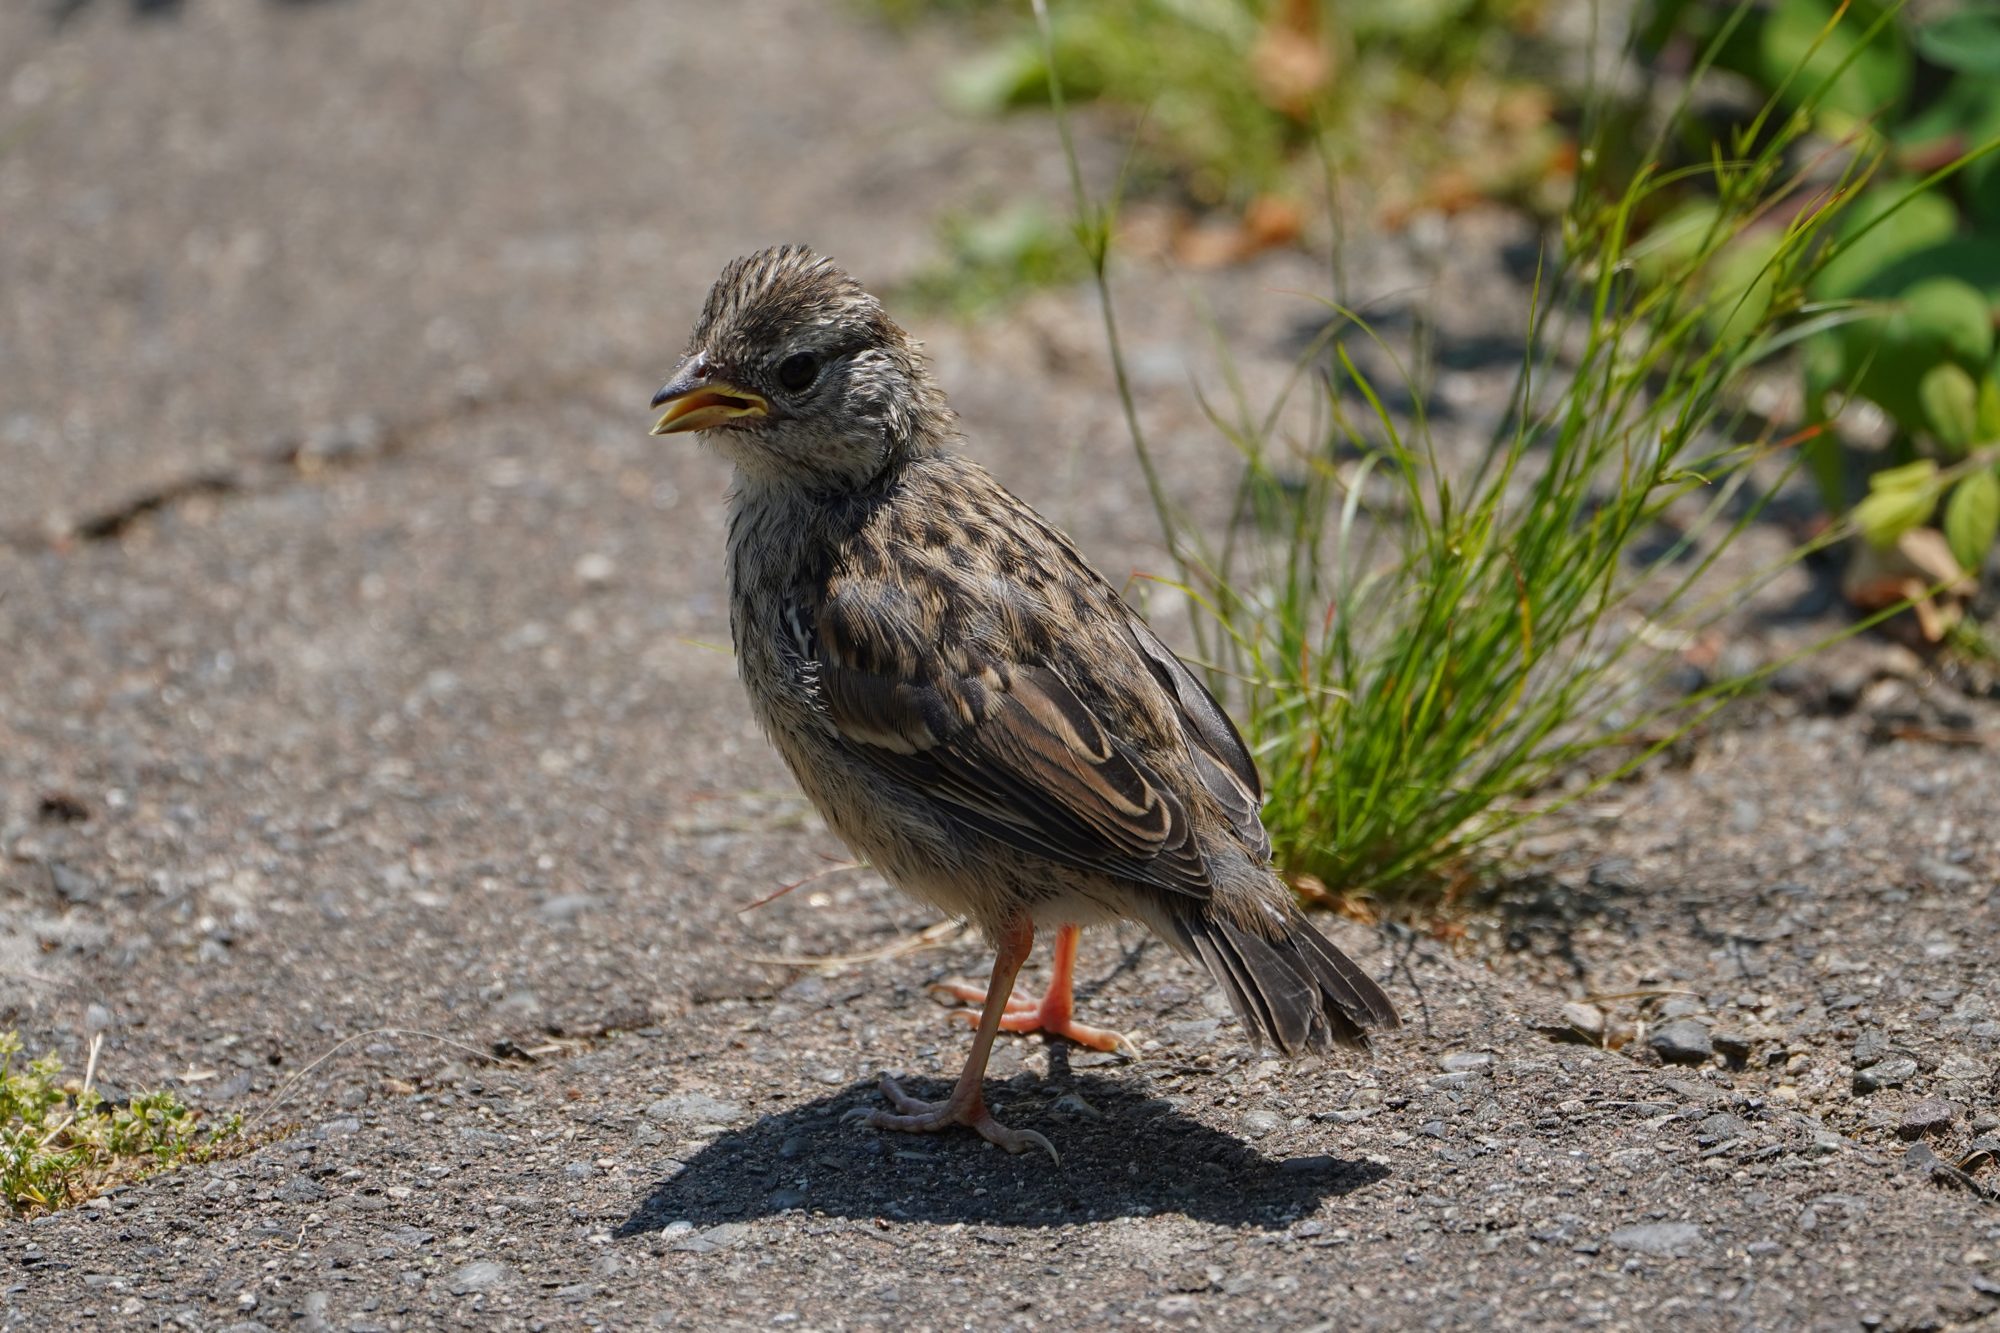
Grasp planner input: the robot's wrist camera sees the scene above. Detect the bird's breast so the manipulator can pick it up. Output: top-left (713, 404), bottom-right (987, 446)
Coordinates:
top-left (725, 496), bottom-right (831, 733)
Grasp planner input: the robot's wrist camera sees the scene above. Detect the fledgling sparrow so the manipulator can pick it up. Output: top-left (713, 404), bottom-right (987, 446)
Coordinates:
top-left (652, 246), bottom-right (1398, 1160)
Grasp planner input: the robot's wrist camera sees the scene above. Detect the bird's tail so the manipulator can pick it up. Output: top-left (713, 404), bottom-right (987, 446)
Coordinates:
top-left (1175, 905), bottom-right (1400, 1056)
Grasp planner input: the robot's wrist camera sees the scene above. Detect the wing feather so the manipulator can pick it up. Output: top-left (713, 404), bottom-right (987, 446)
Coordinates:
top-left (1123, 617), bottom-right (1270, 861)
top-left (813, 584), bottom-right (1214, 899)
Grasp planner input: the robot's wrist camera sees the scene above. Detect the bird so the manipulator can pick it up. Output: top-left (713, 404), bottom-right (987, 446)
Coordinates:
top-left (651, 245), bottom-right (1399, 1160)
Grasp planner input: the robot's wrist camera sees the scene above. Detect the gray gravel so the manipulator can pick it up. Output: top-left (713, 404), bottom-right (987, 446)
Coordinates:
top-left (3, 2), bottom-right (2000, 1331)
top-left (1648, 1019), bottom-right (1715, 1066)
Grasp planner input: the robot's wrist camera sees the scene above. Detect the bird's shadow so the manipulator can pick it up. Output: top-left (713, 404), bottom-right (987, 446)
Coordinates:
top-left (617, 1070), bottom-right (1390, 1235)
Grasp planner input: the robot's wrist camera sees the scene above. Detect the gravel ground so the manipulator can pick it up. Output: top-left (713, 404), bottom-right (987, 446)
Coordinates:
top-left (3, 3), bottom-right (1997, 1330)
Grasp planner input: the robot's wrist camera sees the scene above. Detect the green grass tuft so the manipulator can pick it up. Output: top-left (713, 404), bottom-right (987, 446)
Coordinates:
top-left (898, 201), bottom-right (1091, 317)
top-left (1031, 0), bottom-right (1965, 907)
top-left (1, 1030), bottom-right (263, 1218)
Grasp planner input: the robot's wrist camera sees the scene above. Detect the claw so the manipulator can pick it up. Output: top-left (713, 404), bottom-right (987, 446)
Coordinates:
top-left (847, 1073), bottom-right (1061, 1165)
top-left (1012, 1127), bottom-right (1060, 1165)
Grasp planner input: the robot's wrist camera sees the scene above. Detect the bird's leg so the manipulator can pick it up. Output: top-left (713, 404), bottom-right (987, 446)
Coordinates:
top-left (931, 924), bottom-right (1129, 1052)
top-left (851, 918), bottom-right (1058, 1161)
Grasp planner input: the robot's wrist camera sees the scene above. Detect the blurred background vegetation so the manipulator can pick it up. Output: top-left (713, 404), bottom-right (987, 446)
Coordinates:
top-left (882, 0), bottom-right (2000, 579)
top-left (872, 0), bottom-right (2000, 907)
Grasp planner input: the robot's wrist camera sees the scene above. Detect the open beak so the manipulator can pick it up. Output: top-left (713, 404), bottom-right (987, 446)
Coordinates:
top-left (649, 369), bottom-right (769, 436)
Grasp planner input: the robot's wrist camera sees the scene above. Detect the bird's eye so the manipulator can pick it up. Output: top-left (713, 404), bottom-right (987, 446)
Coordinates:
top-left (776, 351), bottom-right (820, 392)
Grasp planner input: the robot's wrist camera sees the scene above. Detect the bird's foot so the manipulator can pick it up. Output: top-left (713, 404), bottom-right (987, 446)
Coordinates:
top-left (929, 980), bottom-right (1132, 1053)
top-left (843, 1074), bottom-right (1059, 1164)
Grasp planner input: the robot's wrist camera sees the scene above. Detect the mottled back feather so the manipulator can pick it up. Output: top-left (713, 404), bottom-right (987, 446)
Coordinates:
top-left (794, 456), bottom-right (1244, 903)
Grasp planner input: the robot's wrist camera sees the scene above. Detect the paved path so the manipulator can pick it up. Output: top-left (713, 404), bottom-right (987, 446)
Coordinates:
top-left (3, 3), bottom-right (1997, 1329)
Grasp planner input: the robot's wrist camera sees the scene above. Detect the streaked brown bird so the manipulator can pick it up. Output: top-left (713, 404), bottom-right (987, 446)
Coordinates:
top-left (652, 246), bottom-right (1398, 1160)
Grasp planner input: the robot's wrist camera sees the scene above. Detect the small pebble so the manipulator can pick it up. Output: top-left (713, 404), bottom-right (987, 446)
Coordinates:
top-left (1696, 1113), bottom-right (1746, 1145)
top-left (574, 553), bottom-right (617, 587)
top-left (1239, 1109), bottom-right (1281, 1139)
top-left (1854, 1056), bottom-right (1918, 1094)
top-left (672, 1222), bottom-right (750, 1254)
top-left (1438, 1052), bottom-right (1493, 1074)
top-left (1897, 1099), bottom-right (1954, 1139)
top-left (1710, 1030), bottom-right (1755, 1062)
top-left (1852, 1030), bottom-right (1889, 1069)
top-left (644, 1093), bottom-right (745, 1126)
top-left (1649, 1020), bottom-right (1713, 1065)
top-left (1609, 1221), bottom-right (1704, 1256)
top-left (1560, 1002), bottom-right (1605, 1042)
top-left (444, 1262), bottom-right (515, 1296)
top-left (1279, 1155), bottom-right (1340, 1175)
top-left (536, 894), bottom-right (600, 924)
top-left (1588, 860), bottom-right (1640, 891)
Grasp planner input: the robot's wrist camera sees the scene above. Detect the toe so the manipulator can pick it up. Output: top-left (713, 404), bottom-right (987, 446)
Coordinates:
top-left (875, 1073), bottom-right (934, 1116)
top-left (927, 979), bottom-right (991, 1007)
top-left (1042, 1018), bottom-right (1133, 1053)
top-left (972, 1114), bottom-right (1060, 1165)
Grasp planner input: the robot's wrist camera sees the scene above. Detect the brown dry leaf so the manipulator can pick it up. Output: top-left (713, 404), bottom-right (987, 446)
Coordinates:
top-left (1842, 528), bottom-right (1973, 643)
top-left (1493, 84), bottom-right (1554, 135)
top-left (1242, 194), bottom-right (1304, 249)
top-left (1250, 0), bottom-right (1331, 120)
top-left (1170, 195), bottom-right (1305, 268)
top-left (1380, 167), bottom-right (1486, 228)
top-left (1173, 222), bottom-right (1248, 269)
top-left (1288, 872), bottom-right (1335, 906)
top-left (1114, 201), bottom-right (1185, 261)
top-left (1677, 628), bottom-right (1725, 673)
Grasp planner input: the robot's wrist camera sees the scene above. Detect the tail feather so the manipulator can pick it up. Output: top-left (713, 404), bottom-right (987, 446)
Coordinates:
top-left (1178, 909), bottom-right (1399, 1056)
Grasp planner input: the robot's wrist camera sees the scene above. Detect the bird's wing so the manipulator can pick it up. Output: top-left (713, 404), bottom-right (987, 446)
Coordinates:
top-left (810, 577), bottom-right (1215, 900)
top-left (1120, 615), bottom-right (1271, 863)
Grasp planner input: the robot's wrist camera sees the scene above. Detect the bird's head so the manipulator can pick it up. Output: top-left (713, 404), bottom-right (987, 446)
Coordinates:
top-left (650, 246), bottom-right (951, 490)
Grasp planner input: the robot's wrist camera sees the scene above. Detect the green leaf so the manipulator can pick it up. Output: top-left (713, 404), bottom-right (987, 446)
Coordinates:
top-left (1912, 9), bottom-right (2000, 76)
top-left (1630, 200), bottom-right (1722, 288)
top-left (1873, 458), bottom-right (1943, 494)
top-left (1812, 186), bottom-right (1957, 301)
top-left (1980, 370), bottom-right (2000, 439)
top-left (1834, 276), bottom-right (1996, 433)
top-left (1759, 0), bottom-right (1911, 127)
top-left (1855, 240), bottom-right (2000, 309)
top-left (1944, 469), bottom-right (2000, 572)
top-left (1974, 161), bottom-right (2000, 232)
top-left (1904, 276), bottom-right (1999, 368)
top-left (1854, 459), bottom-right (1940, 548)
top-left (1703, 230), bottom-right (1784, 346)
top-left (940, 36), bottom-right (1055, 115)
top-left (1920, 362), bottom-right (1983, 451)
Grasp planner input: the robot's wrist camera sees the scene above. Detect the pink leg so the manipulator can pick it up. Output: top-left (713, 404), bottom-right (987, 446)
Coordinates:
top-left (931, 924), bottom-right (1129, 1052)
top-left (848, 919), bottom-right (1059, 1161)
